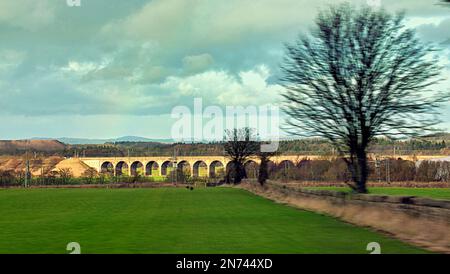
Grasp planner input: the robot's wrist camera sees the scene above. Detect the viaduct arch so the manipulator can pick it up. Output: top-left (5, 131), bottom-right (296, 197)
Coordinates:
top-left (80, 154), bottom-right (429, 178)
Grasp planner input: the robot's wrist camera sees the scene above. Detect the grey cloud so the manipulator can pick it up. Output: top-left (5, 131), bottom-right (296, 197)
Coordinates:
top-left (182, 54), bottom-right (214, 75)
top-left (416, 18), bottom-right (450, 44)
top-left (0, 0), bottom-right (56, 31)
top-left (134, 66), bottom-right (172, 84)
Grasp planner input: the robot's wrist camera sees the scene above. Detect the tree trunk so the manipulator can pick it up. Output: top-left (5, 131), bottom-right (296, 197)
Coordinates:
top-left (231, 161), bottom-right (246, 185)
top-left (356, 149), bottom-right (368, 193)
top-left (347, 148), bottom-right (369, 193)
top-left (258, 157), bottom-right (269, 186)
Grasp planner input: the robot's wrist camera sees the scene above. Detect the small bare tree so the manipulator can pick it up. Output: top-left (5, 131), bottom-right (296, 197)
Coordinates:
top-left (281, 4), bottom-right (448, 193)
top-left (82, 167), bottom-right (98, 184)
top-left (257, 150), bottom-right (276, 186)
top-left (224, 128), bottom-right (259, 184)
top-left (58, 168), bottom-right (73, 184)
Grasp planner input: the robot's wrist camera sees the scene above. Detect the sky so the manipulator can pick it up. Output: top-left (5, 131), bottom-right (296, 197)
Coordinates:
top-left (0, 0), bottom-right (449, 140)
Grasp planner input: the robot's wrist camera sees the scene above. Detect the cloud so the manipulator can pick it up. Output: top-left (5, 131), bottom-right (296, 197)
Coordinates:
top-left (162, 65), bottom-right (282, 106)
top-left (0, 50), bottom-right (26, 72)
top-left (415, 18), bottom-right (450, 44)
top-left (182, 54), bottom-right (214, 75)
top-left (0, 0), bottom-right (56, 31)
top-left (139, 66), bottom-right (171, 84)
top-left (101, 0), bottom-right (319, 47)
top-left (97, 0), bottom-right (450, 79)
top-left (101, 0), bottom-right (192, 46)
top-left (61, 61), bottom-right (103, 75)
top-left (0, 61), bottom-right (282, 116)
top-left (0, 0), bottom-right (449, 138)
top-left (100, 0), bottom-right (450, 48)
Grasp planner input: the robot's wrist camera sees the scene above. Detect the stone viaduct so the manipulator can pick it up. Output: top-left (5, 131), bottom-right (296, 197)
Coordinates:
top-left (80, 154), bottom-right (436, 178)
top-left (81, 155), bottom-right (324, 178)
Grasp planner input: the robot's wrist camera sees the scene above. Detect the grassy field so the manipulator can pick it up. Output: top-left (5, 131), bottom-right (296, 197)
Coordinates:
top-left (305, 187), bottom-right (450, 200)
top-left (0, 187), bottom-right (426, 254)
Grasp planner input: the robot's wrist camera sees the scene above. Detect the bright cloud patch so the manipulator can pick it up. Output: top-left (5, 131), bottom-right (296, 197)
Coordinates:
top-left (162, 65), bottom-right (282, 106)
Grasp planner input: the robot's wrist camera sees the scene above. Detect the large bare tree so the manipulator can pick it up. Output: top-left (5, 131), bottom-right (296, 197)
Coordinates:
top-left (224, 128), bottom-right (259, 184)
top-left (281, 4), bottom-right (448, 193)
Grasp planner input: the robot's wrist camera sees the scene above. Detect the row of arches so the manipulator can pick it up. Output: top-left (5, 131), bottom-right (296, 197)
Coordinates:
top-left (100, 160), bottom-right (227, 177)
top-left (100, 159), bottom-right (299, 178)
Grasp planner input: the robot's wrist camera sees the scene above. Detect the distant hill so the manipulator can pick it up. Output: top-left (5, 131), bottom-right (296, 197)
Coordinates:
top-left (32, 136), bottom-right (174, 145)
top-left (0, 140), bottom-right (66, 153)
top-left (113, 136), bottom-right (173, 143)
top-left (29, 133), bottom-right (450, 145)
top-left (420, 132), bottom-right (450, 142)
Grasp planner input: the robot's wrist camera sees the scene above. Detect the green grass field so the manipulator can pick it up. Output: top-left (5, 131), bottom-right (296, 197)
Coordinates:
top-left (305, 187), bottom-right (450, 200)
top-left (0, 187), bottom-right (426, 254)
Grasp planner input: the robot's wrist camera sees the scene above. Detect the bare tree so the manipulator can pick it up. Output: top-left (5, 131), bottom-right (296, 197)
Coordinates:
top-left (58, 168), bottom-right (73, 184)
top-left (82, 167), bottom-right (98, 184)
top-left (224, 128), bottom-right (259, 184)
top-left (280, 4), bottom-right (448, 193)
top-left (257, 150), bottom-right (276, 186)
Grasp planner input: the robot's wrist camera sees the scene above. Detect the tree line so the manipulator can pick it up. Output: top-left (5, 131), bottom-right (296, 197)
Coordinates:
top-left (0, 137), bottom-right (447, 158)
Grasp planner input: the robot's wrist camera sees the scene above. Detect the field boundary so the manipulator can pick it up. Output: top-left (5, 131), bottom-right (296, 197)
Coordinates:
top-left (240, 180), bottom-right (450, 253)
top-left (0, 182), bottom-right (189, 189)
top-left (277, 181), bottom-right (450, 188)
